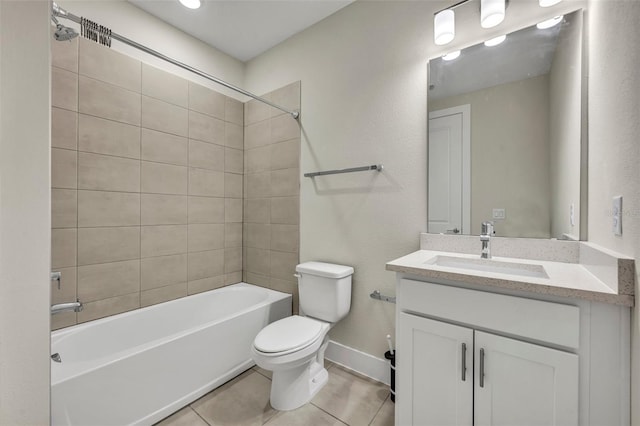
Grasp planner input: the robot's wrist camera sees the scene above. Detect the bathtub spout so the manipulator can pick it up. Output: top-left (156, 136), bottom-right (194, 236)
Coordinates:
top-left (51, 300), bottom-right (83, 315)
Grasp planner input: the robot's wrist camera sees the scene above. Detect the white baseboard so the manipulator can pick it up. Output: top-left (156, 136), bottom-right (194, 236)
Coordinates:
top-left (325, 340), bottom-right (391, 385)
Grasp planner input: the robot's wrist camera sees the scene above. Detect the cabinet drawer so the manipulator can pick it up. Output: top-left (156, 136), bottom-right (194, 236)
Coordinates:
top-left (399, 279), bottom-right (580, 349)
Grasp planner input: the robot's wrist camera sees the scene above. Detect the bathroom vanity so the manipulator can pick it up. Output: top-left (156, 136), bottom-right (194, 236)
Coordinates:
top-left (387, 234), bottom-right (634, 426)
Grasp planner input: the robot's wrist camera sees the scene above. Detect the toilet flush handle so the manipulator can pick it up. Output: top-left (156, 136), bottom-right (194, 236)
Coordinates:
top-left (293, 273), bottom-right (301, 279)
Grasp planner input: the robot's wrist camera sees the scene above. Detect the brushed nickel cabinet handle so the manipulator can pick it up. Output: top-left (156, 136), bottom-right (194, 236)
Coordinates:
top-left (461, 343), bottom-right (467, 381)
top-left (479, 348), bottom-right (485, 388)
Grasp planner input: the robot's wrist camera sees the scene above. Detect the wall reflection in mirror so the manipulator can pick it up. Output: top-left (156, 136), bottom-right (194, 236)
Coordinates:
top-left (427, 10), bottom-right (584, 240)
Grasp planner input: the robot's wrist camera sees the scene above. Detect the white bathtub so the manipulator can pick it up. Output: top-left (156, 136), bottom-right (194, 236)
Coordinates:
top-left (51, 283), bottom-right (291, 426)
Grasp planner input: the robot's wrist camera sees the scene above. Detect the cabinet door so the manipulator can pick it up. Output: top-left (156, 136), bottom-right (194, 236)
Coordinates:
top-left (397, 313), bottom-right (473, 426)
top-left (474, 331), bottom-right (578, 426)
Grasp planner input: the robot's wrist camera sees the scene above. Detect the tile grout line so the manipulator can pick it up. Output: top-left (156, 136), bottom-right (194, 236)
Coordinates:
top-left (367, 393), bottom-right (391, 426)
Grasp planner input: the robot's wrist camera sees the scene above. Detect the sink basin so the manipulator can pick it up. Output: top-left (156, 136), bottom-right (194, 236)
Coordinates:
top-left (424, 255), bottom-right (549, 279)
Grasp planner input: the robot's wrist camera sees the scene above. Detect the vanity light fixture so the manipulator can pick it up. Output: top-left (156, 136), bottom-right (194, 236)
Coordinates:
top-left (481, 0), bottom-right (505, 28)
top-left (179, 0), bottom-right (201, 9)
top-left (434, 9), bottom-right (456, 45)
top-left (442, 50), bottom-right (461, 60)
top-left (539, 0), bottom-right (562, 7)
top-left (536, 15), bottom-right (563, 29)
top-left (484, 34), bottom-right (506, 47)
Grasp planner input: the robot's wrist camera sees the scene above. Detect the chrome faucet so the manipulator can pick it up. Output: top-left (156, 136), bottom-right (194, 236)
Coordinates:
top-left (51, 300), bottom-right (83, 315)
top-left (480, 221), bottom-right (494, 259)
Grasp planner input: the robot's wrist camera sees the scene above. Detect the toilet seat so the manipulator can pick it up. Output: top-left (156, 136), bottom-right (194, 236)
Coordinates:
top-left (254, 316), bottom-right (325, 356)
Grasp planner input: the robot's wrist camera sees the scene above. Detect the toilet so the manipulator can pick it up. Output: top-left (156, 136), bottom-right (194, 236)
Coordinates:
top-left (251, 261), bottom-right (354, 411)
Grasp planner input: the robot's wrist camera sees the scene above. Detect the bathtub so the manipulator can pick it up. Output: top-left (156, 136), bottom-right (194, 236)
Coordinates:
top-left (51, 283), bottom-right (291, 426)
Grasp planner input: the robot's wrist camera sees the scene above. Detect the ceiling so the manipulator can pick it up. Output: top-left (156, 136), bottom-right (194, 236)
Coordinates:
top-left (128, 0), bottom-right (353, 62)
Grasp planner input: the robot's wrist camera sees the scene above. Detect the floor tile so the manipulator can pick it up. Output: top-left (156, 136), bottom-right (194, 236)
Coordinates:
top-left (155, 406), bottom-right (208, 426)
top-left (369, 395), bottom-right (395, 426)
top-left (265, 403), bottom-right (347, 426)
top-left (191, 370), bottom-right (276, 426)
top-left (252, 365), bottom-right (272, 380)
top-left (312, 365), bottom-right (388, 426)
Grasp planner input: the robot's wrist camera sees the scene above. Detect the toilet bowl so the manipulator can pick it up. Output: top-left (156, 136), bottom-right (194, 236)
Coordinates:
top-left (251, 261), bottom-right (353, 411)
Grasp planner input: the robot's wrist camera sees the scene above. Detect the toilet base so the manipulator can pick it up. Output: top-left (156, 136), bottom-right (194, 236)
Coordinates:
top-left (270, 360), bottom-right (328, 411)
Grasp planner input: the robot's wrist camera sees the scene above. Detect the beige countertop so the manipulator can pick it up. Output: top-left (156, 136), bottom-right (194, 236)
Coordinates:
top-left (386, 249), bottom-right (635, 307)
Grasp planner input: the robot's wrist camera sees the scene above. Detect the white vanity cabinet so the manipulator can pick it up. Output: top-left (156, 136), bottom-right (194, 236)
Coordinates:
top-left (396, 278), bottom-right (630, 426)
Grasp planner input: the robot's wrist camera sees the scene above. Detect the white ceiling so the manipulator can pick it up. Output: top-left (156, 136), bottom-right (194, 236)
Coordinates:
top-left (128, 0), bottom-right (353, 62)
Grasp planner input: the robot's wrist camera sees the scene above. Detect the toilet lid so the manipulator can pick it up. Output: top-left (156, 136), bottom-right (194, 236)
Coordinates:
top-left (254, 316), bottom-right (324, 354)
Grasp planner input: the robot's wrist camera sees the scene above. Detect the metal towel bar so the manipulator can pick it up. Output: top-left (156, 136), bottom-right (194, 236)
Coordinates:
top-left (304, 164), bottom-right (383, 178)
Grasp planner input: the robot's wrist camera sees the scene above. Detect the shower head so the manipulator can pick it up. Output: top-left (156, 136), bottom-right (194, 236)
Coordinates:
top-left (54, 23), bottom-right (78, 42)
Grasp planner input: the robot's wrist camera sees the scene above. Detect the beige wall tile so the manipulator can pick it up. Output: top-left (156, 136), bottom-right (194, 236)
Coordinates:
top-left (245, 248), bottom-right (270, 276)
top-left (244, 223), bottom-right (270, 249)
top-left (79, 38), bottom-right (141, 92)
top-left (271, 114), bottom-right (300, 144)
top-left (52, 66), bottom-right (78, 111)
top-left (79, 76), bottom-right (141, 125)
top-left (141, 161), bottom-right (188, 195)
top-left (77, 190), bottom-right (140, 227)
top-left (52, 107), bottom-right (78, 150)
top-left (271, 225), bottom-right (299, 253)
top-left (189, 111), bottom-right (225, 144)
top-left (225, 271), bottom-right (243, 286)
top-left (244, 97), bottom-right (272, 125)
top-left (141, 225), bottom-right (187, 258)
top-left (188, 224), bottom-right (224, 252)
top-left (78, 152), bottom-right (140, 192)
top-left (52, 189), bottom-right (77, 229)
top-left (52, 228), bottom-right (77, 269)
top-left (245, 146), bottom-right (270, 173)
top-left (51, 266), bottom-right (77, 305)
top-left (244, 121), bottom-right (270, 150)
top-left (225, 198), bottom-right (242, 223)
top-left (269, 278), bottom-right (296, 295)
top-left (225, 97), bottom-right (244, 125)
top-left (271, 196), bottom-right (299, 224)
top-left (225, 173), bottom-right (243, 198)
top-left (188, 196), bottom-right (225, 224)
top-left (244, 271), bottom-right (269, 287)
top-left (270, 250), bottom-right (298, 281)
top-left (52, 313), bottom-right (77, 331)
top-left (142, 63), bottom-right (188, 107)
top-left (189, 139), bottom-right (224, 171)
top-left (225, 122), bottom-right (243, 150)
top-left (140, 254), bottom-right (188, 290)
top-left (188, 249), bottom-right (224, 281)
top-left (141, 282), bottom-right (187, 307)
top-left (77, 227), bottom-right (140, 266)
top-left (225, 148), bottom-right (243, 174)
top-left (52, 148), bottom-right (77, 189)
top-left (141, 129), bottom-right (188, 166)
top-left (270, 81), bottom-right (301, 118)
top-left (78, 114), bottom-right (140, 159)
top-left (271, 139), bottom-right (300, 171)
top-left (77, 260), bottom-right (140, 302)
top-left (225, 223), bottom-right (242, 248)
top-left (244, 199), bottom-right (270, 224)
top-left (189, 168), bottom-right (224, 197)
top-left (142, 96), bottom-right (188, 137)
top-left (187, 276), bottom-right (225, 295)
top-left (51, 34), bottom-right (78, 72)
top-left (246, 172), bottom-right (271, 198)
top-left (189, 82), bottom-right (225, 119)
top-left (271, 168), bottom-right (299, 197)
top-left (225, 247), bottom-right (242, 273)
top-left (141, 194), bottom-right (187, 225)
top-left (78, 293), bottom-right (139, 323)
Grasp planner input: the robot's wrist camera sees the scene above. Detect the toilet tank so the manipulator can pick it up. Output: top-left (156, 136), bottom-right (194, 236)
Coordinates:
top-left (296, 262), bottom-right (354, 323)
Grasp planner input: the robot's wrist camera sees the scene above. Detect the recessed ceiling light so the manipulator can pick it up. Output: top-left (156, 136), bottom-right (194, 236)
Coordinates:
top-left (536, 15), bottom-right (564, 29)
top-left (442, 51), bottom-right (461, 61)
top-left (179, 0), bottom-right (201, 9)
top-left (484, 34), bottom-right (506, 47)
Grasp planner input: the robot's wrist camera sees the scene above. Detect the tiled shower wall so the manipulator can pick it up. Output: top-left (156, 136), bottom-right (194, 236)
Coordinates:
top-left (50, 37), bottom-right (246, 330)
top-left (243, 84), bottom-right (301, 312)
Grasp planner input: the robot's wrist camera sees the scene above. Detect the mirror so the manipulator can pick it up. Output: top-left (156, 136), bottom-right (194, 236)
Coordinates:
top-left (427, 10), bottom-right (584, 239)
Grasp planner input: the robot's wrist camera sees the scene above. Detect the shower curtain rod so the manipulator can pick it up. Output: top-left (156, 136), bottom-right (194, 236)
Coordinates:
top-left (51, 3), bottom-right (300, 120)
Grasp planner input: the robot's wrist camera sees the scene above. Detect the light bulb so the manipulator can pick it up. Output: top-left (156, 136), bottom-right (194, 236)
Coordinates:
top-left (481, 0), bottom-right (505, 29)
top-left (539, 0), bottom-right (562, 7)
top-left (484, 34), bottom-right (506, 47)
top-left (179, 0), bottom-right (201, 9)
top-left (434, 9), bottom-right (455, 46)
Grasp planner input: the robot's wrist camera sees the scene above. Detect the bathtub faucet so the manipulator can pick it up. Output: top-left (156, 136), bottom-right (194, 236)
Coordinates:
top-left (51, 300), bottom-right (83, 315)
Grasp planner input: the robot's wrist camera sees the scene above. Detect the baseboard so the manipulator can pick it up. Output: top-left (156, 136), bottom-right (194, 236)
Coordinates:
top-left (325, 340), bottom-right (390, 385)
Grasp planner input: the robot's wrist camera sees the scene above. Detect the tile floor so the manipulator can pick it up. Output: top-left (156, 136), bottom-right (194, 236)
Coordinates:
top-left (156, 363), bottom-right (394, 426)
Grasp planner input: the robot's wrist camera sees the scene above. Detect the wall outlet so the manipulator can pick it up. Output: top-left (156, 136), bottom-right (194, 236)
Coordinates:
top-left (612, 196), bottom-right (622, 236)
top-left (492, 208), bottom-right (506, 220)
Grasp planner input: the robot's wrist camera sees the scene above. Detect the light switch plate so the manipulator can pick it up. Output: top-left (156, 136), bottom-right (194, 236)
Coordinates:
top-left (613, 196), bottom-right (622, 235)
top-left (492, 208), bottom-right (506, 220)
